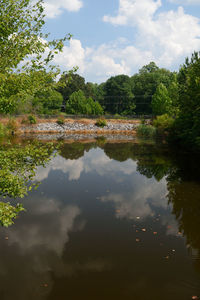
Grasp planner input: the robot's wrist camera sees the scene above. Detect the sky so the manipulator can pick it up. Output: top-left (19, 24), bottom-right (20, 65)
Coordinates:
top-left (41, 0), bottom-right (200, 83)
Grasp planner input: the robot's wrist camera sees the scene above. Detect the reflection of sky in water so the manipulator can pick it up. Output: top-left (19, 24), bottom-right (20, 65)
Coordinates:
top-left (0, 146), bottom-right (199, 300)
top-left (36, 148), bottom-right (177, 235)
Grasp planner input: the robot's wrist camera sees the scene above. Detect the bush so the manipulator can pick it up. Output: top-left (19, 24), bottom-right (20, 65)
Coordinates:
top-left (0, 123), bottom-right (7, 137)
top-left (6, 118), bottom-right (18, 134)
top-left (95, 118), bottom-right (107, 128)
top-left (136, 124), bottom-right (156, 138)
top-left (28, 115), bottom-right (37, 124)
top-left (153, 114), bottom-right (174, 132)
top-left (56, 116), bottom-right (65, 125)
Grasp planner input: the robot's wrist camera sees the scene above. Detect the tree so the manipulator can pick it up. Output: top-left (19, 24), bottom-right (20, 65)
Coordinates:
top-left (0, 0), bottom-right (69, 72)
top-left (66, 90), bottom-right (104, 115)
top-left (131, 63), bottom-right (173, 114)
top-left (152, 83), bottom-right (173, 115)
top-left (0, 0), bottom-right (70, 114)
top-left (58, 73), bottom-right (86, 102)
top-left (170, 52), bottom-right (200, 151)
top-left (103, 75), bottom-right (135, 114)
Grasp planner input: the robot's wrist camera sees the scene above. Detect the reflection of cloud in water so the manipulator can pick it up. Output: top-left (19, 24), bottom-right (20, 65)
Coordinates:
top-left (6, 196), bottom-right (82, 256)
top-left (36, 155), bottom-right (84, 181)
top-left (0, 197), bottom-right (90, 300)
top-left (35, 148), bottom-right (137, 182)
top-left (101, 176), bottom-right (168, 220)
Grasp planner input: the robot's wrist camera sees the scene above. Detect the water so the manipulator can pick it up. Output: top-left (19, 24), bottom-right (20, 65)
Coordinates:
top-left (0, 139), bottom-right (200, 300)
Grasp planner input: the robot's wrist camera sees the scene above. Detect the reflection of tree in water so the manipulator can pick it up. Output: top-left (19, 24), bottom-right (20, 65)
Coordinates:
top-left (60, 140), bottom-right (200, 267)
top-left (103, 142), bottom-right (171, 181)
top-left (103, 141), bottom-right (200, 268)
top-left (60, 142), bottom-right (96, 160)
top-left (0, 141), bottom-right (57, 226)
top-left (167, 155), bottom-right (200, 271)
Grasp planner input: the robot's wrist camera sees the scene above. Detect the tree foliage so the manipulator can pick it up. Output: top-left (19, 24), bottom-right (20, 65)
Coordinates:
top-left (0, 0), bottom-right (70, 114)
top-left (0, 141), bottom-right (58, 226)
top-left (131, 63), bottom-right (174, 114)
top-left (152, 83), bottom-right (173, 115)
top-left (66, 90), bottom-right (104, 115)
top-left (170, 52), bottom-right (200, 151)
top-left (103, 75), bottom-right (135, 114)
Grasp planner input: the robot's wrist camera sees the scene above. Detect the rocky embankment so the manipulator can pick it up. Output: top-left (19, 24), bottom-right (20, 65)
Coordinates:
top-left (22, 120), bottom-right (139, 135)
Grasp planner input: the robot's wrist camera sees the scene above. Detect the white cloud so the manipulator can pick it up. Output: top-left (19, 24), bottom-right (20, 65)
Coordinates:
top-left (101, 0), bottom-right (200, 77)
top-left (43, 0), bottom-right (83, 18)
top-left (54, 39), bottom-right (86, 73)
top-left (54, 38), bottom-right (154, 82)
top-left (30, 0), bottom-right (200, 82)
top-left (169, 0), bottom-right (200, 4)
top-left (103, 0), bottom-right (162, 26)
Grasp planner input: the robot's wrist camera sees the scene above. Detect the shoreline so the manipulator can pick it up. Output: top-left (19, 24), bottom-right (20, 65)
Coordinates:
top-left (19, 118), bottom-right (140, 135)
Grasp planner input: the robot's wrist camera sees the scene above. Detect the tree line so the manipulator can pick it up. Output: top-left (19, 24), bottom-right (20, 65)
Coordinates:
top-left (0, 0), bottom-right (200, 151)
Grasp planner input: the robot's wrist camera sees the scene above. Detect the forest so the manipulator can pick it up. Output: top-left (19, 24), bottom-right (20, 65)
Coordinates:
top-left (0, 0), bottom-right (200, 151)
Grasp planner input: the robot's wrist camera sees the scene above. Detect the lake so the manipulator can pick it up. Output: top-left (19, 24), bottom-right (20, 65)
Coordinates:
top-left (0, 137), bottom-right (200, 300)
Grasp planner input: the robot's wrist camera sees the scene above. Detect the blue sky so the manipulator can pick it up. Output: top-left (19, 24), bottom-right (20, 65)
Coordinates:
top-left (42, 0), bottom-right (200, 83)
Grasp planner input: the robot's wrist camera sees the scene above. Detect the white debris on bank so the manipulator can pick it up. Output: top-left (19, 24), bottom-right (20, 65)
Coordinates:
top-left (22, 122), bottom-right (139, 133)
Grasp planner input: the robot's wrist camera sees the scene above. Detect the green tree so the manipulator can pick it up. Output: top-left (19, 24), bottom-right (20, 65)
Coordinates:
top-left (131, 62), bottom-right (173, 114)
top-left (170, 52), bottom-right (200, 151)
top-left (0, 0), bottom-right (70, 114)
top-left (103, 75), bottom-right (134, 114)
top-left (152, 83), bottom-right (173, 115)
top-left (33, 89), bottom-right (63, 114)
top-left (58, 73), bottom-right (86, 102)
top-left (66, 90), bottom-right (103, 115)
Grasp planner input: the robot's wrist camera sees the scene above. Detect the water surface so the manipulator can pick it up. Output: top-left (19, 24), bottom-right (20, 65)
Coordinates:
top-left (0, 139), bottom-right (200, 300)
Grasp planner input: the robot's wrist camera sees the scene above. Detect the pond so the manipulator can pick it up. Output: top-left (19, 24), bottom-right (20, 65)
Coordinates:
top-left (0, 137), bottom-right (200, 300)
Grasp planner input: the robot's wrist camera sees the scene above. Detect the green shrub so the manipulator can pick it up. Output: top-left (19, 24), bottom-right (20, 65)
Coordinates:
top-left (153, 114), bottom-right (174, 132)
top-left (0, 123), bottom-right (7, 137)
top-left (28, 115), bottom-right (37, 124)
top-left (6, 118), bottom-right (18, 134)
top-left (136, 124), bottom-right (156, 138)
top-left (56, 116), bottom-right (65, 125)
top-left (95, 118), bottom-right (107, 128)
